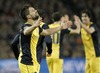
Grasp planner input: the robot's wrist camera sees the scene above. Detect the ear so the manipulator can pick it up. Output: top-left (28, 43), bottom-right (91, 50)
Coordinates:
top-left (26, 15), bottom-right (31, 19)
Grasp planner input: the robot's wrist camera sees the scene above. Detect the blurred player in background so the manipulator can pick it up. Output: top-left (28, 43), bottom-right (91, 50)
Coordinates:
top-left (46, 12), bottom-right (72, 73)
top-left (76, 10), bottom-right (100, 73)
top-left (11, 5), bottom-right (69, 73)
top-left (67, 10), bottom-right (100, 73)
top-left (46, 12), bottom-right (63, 73)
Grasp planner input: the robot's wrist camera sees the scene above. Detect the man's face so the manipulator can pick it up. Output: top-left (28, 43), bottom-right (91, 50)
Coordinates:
top-left (64, 15), bottom-right (69, 22)
top-left (81, 13), bottom-right (90, 24)
top-left (28, 7), bottom-right (39, 20)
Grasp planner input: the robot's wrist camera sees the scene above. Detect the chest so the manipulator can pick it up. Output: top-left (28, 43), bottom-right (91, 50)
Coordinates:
top-left (81, 28), bottom-right (91, 41)
top-left (32, 28), bottom-right (39, 38)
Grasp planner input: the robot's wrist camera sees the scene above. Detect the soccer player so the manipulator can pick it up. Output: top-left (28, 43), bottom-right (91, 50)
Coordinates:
top-left (11, 9), bottom-right (52, 73)
top-left (67, 10), bottom-right (100, 73)
top-left (11, 5), bottom-right (69, 73)
top-left (46, 12), bottom-right (72, 73)
top-left (76, 10), bottom-right (100, 73)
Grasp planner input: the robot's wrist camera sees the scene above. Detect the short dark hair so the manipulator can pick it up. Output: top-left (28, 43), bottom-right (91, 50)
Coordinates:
top-left (81, 10), bottom-right (92, 18)
top-left (52, 12), bottom-right (62, 22)
top-left (37, 9), bottom-right (46, 20)
top-left (20, 5), bottom-right (31, 21)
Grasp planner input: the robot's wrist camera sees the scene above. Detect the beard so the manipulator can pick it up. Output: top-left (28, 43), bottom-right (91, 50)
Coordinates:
top-left (32, 15), bottom-right (39, 20)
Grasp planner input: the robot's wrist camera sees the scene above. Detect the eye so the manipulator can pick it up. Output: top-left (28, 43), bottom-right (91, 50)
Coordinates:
top-left (84, 15), bottom-right (87, 17)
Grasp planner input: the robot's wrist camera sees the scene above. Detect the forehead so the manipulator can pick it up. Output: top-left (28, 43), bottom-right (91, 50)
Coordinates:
top-left (29, 7), bottom-right (35, 11)
top-left (82, 13), bottom-right (88, 17)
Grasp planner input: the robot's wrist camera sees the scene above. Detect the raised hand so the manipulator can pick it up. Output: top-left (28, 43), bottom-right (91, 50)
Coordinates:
top-left (73, 15), bottom-right (81, 27)
top-left (61, 20), bottom-right (72, 29)
top-left (33, 17), bottom-right (43, 27)
top-left (61, 21), bottom-right (67, 29)
top-left (66, 21), bottom-right (72, 27)
top-left (74, 15), bottom-right (82, 24)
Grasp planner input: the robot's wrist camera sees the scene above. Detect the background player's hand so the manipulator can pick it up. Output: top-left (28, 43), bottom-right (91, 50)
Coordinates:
top-left (74, 15), bottom-right (82, 24)
top-left (61, 14), bottom-right (69, 23)
top-left (74, 20), bottom-right (81, 28)
top-left (66, 21), bottom-right (72, 27)
top-left (61, 21), bottom-right (70, 29)
top-left (74, 15), bottom-right (82, 28)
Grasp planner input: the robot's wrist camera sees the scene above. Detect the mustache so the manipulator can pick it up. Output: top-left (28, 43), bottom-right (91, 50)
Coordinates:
top-left (32, 16), bottom-right (39, 20)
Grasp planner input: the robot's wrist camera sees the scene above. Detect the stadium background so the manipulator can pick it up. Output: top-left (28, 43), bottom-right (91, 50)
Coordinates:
top-left (0, 0), bottom-right (100, 73)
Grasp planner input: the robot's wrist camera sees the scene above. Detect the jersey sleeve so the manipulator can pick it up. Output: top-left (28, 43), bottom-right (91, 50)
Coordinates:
top-left (90, 24), bottom-right (98, 32)
top-left (21, 24), bottom-right (32, 33)
top-left (39, 23), bottom-right (50, 34)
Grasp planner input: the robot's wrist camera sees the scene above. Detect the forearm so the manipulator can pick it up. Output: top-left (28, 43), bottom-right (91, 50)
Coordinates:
top-left (70, 25), bottom-right (80, 34)
top-left (80, 23), bottom-right (92, 34)
top-left (41, 26), bottom-right (62, 36)
top-left (23, 25), bottom-right (36, 35)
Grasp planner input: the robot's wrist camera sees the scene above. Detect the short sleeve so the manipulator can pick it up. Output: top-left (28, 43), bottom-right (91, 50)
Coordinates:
top-left (90, 24), bottom-right (98, 32)
top-left (21, 24), bottom-right (31, 33)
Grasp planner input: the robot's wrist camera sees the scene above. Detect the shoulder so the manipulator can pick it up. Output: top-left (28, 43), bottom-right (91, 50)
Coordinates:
top-left (90, 23), bottom-right (98, 31)
top-left (40, 22), bottom-right (49, 29)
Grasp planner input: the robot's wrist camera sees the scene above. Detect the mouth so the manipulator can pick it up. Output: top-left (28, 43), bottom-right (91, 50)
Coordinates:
top-left (83, 19), bottom-right (87, 21)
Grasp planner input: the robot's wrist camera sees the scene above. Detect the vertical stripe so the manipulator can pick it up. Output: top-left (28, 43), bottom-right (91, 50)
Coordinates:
top-left (26, 65), bottom-right (29, 73)
top-left (91, 32), bottom-right (100, 57)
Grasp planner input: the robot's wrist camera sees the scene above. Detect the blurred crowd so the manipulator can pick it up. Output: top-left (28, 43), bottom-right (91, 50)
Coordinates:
top-left (0, 0), bottom-right (100, 58)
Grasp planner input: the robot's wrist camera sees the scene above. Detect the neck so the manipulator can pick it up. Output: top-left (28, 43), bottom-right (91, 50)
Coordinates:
top-left (85, 21), bottom-right (91, 25)
top-left (27, 19), bottom-right (37, 25)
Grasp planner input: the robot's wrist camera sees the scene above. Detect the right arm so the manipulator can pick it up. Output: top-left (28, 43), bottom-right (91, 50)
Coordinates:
top-left (11, 33), bottom-right (20, 60)
top-left (70, 21), bottom-right (81, 34)
top-left (24, 17), bottom-right (42, 35)
top-left (23, 25), bottom-right (37, 35)
top-left (69, 15), bottom-right (81, 34)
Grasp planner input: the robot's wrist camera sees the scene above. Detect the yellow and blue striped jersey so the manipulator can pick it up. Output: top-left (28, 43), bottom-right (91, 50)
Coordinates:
top-left (48, 24), bottom-right (60, 58)
top-left (19, 22), bottom-right (50, 65)
top-left (81, 23), bottom-right (100, 59)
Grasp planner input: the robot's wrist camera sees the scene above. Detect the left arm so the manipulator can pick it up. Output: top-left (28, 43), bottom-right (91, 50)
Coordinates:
top-left (40, 26), bottom-right (62, 36)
